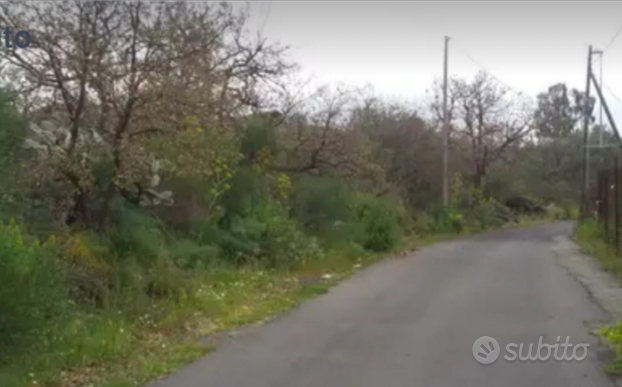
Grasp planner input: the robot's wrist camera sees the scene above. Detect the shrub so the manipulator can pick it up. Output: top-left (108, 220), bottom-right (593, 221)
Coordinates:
top-left (49, 231), bottom-right (113, 309)
top-left (219, 167), bottom-right (268, 220)
top-left (107, 206), bottom-right (165, 264)
top-left (546, 205), bottom-right (565, 220)
top-left (239, 117), bottom-right (278, 164)
top-left (0, 221), bottom-right (70, 362)
top-left (214, 215), bottom-right (267, 263)
top-left (247, 203), bottom-right (324, 268)
top-left (411, 212), bottom-right (434, 235)
top-left (561, 202), bottom-right (579, 220)
top-left (353, 195), bottom-right (402, 252)
top-left (0, 90), bottom-right (32, 229)
top-left (430, 206), bottom-right (465, 234)
top-left (144, 255), bottom-right (194, 302)
top-left (200, 201), bottom-right (324, 268)
top-left (167, 238), bottom-right (220, 270)
top-left (599, 321), bottom-right (622, 373)
top-left (468, 198), bottom-right (513, 230)
top-left (291, 176), bottom-right (355, 235)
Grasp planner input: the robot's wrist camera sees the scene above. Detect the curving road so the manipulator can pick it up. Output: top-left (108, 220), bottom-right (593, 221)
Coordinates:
top-left (150, 222), bottom-right (617, 387)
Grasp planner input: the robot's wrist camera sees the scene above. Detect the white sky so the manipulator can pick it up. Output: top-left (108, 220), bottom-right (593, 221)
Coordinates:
top-left (244, 1), bottom-right (622, 129)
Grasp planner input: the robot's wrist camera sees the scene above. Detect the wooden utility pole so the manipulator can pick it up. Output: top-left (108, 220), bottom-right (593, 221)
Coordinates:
top-left (581, 45), bottom-right (592, 218)
top-left (442, 36), bottom-right (450, 206)
top-left (589, 71), bottom-right (622, 146)
top-left (599, 53), bottom-right (604, 146)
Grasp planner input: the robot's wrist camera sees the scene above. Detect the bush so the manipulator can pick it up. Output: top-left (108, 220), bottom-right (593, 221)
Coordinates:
top-left (561, 202), bottom-right (579, 220)
top-left (219, 168), bottom-right (267, 220)
top-left (167, 238), bottom-right (220, 270)
top-left (291, 176), bottom-right (355, 234)
top-left (144, 255), bottom-right (194, 302)
top-left (107, 206), bottom-right (165, 264)
top-left (0, 221), bottom-right (70, 362)
top-left (50, 231), bottom-right (113, 309)
top-left (599, 320), bottom-right (622, 374)
top-left (239, 117), bottom-right (278, 164)
top-left (216, 215), bottom-right (268, 263)
top-left (546, 205), bottom-right (566, 220)
top-left (248, 203), bottom-right (324, 268)
top-left (468, 198), bottom-right (513, 230)
top-left (0, 90), bottom-right (31, 228)
top-left (430, 206), bottom-right (465, 234)
top-left (411, 212), bottom-right (434, 235)
top-left (352, 195), bottom-right (402, 252)
top-left (200, 202), bottom-right (324, 268)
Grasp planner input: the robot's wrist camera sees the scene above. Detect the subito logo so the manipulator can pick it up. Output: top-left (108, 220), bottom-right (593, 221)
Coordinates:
top-left (472, 336), bottom-right (501, 364)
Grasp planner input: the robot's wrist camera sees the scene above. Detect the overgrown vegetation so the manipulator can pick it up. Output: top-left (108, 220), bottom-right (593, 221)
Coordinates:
top-left (0, 1), bottom-right (585, 386)
top-left (575, 221), bottom-right (622, 374)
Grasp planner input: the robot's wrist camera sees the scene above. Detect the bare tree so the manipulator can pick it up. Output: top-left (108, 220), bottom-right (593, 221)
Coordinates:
top-left (431, 71), bottom-right (533, 190)
top-left (271, 85), bottom-right (386, 192)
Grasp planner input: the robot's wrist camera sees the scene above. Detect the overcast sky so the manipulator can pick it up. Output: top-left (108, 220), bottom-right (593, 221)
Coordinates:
top-left (244, 1), bottom-right (622, 129)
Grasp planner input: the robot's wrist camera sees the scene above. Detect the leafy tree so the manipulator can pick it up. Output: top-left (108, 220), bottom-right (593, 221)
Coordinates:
top-left (533, 83), bottom-right (593, 139)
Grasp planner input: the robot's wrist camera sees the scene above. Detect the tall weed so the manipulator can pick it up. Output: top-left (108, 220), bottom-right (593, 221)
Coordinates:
top-left (0, 221), bottom-right (70, 362)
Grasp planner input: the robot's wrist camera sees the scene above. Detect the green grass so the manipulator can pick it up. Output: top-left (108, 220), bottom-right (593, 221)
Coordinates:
top-left (1, 218), bottom-right (554, 387)
top-left (574, 219), bottom-right (622, 279)
top-left (1, 244), bottom-right (374, 387)
top-left (574, 220), bottom-right (622, 375)
top-left (4, 265), bottom-right (327, 387)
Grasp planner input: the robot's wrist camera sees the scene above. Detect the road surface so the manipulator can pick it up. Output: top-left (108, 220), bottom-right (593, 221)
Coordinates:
top-left (151, 222), bottom-right (617, 387)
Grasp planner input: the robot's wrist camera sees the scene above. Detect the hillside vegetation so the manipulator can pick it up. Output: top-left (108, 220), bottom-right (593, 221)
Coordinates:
top-left (0, 2), bottom-right (587, 386)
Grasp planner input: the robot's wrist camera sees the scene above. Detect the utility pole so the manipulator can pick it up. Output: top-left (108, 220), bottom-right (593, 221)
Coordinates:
top-left (442, 36), bottom-right (450, 206)
top-left (581, 45), bottom-right (592, 218)
top-left (599, 53), bottom-right (604, 146)
top-left (580, 46), bottom-right (622, 219)
top-left (589, 70), bottom-right (622, 145)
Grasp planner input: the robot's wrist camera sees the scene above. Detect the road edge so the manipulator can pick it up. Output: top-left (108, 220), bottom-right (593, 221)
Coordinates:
top-left (552, 228), bottom-right (622, 322)
top-left (552, 224), bottom-right (622, 386)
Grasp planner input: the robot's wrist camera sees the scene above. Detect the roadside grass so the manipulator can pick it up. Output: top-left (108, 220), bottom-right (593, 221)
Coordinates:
top-left (1, 241), bottom-right (381, 387)
top-left (2, 218), bottom-right (554, 387)
top-left (574, 220), bottom-right (622, 279)
top-left (3, 264), bottom-right (323, 387)
top-left (574, 220), bottom-right (622, 375)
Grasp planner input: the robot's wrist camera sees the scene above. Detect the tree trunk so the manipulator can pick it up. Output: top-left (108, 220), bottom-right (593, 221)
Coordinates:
top-left (473, 164), bottom-right (486, 191)
top-left (66, 189), bottom-right (93, 229)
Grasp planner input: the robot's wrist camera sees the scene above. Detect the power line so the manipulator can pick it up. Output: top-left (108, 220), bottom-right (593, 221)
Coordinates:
top-left (451, 39), bottom-right (526, 98)
top-left (593, 23), bottom-right (622, 65)
top-left (603, 82), bottom-right (622, 107)
top-left (603, 24), bottom-right (622, 52)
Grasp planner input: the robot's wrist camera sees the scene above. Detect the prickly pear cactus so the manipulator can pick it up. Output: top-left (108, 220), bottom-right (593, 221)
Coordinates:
top-left (24, 120), bottom-right (174, 207)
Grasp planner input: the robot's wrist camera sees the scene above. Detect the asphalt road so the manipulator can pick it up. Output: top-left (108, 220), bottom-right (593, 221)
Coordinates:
top-left (151, 222), bottom-right (617, 387)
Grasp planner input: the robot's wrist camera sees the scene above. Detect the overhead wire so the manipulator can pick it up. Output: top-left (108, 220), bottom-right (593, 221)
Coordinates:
top-left (603, 82), bottom-right (622, 107)
top-left (450, 38), bottom-right (527, 99)
top-left (594, 23), bottom-right (622, 141)
top-left (448, 36), bottom-right (622, 118)
top-left (603, 24), bottom-right (622, 53)
top-left (593, 22), bottom-right (622, 65)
